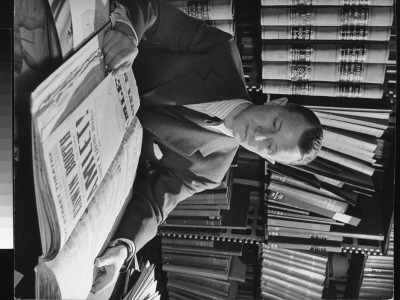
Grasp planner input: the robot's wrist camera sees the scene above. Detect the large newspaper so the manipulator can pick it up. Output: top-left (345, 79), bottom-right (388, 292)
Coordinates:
top-left (36, 119), bottom-right (142, 300)
top-left (32, 23), bottom-right (143, 299)
top-left (31, 23), bottom-right (140, 259)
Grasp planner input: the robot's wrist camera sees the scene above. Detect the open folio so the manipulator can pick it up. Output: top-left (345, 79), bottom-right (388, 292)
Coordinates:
top-left (31, 24), bottom-right (143, 299)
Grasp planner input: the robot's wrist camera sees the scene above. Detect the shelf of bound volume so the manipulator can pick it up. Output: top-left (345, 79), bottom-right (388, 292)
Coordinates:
top-left (158, 153), bottom-right (266, 300)
top-left (258, 1), bottom-right (396, 299)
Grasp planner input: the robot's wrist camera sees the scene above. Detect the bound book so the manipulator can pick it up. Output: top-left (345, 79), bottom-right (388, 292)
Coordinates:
top-left (162, 256), bottom-right (246, 282)
top-left (261, 43), bottom-right (389, 64)
top-left (162, 252), bottom-right (231, 271)
top-left (267, 235), bottom-right (343, 252)
top-left (260, 7), bottom-right (394, 27)
top-left (266, 188), bottom-right (360, 226)
top-left (167, 280), bottom-right (229, 300)
top-left (268, 180), bottom-right (348, 214)
top-left (167, 272), bottom-right (232, 296)
top-left (269, 171), bottom-right (352, 203)
top-left (261, 267), bottom-right (325, 293)
top-left (291, 94), bottom-right (392, 110)
top-left (162, 183), bottom-right (250, 229)
top-left (262, 61), bottom-right (386, 84)
top-left (263, 80), bottom-right (384, 99)
top-left (162, 241), bottom-right (243, 256)
top-left (261, 0), bottom-right (394, 6)
top-left (318, 148), bottom-right (375, 175)
top-left (267, 227), bottom-right (344, 242)
top-left (261, 26), bottom-right (391, 41)
top-left (260, 275), bottom-right (322, 299)
top-left (32, 26), bottom-right (143, 300)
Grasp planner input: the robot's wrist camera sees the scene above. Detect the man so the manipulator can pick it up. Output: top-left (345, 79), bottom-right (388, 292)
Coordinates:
top-left (91, 0), bottom-right (323, 294)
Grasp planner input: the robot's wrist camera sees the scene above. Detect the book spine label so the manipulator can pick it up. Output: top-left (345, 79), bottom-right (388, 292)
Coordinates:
top-left (291, 26), bottom-right (315, 40)
top-left (340, 7), bottom-right (370, 26)
top-left (290, 63), bottom-right (312, 80)
top-left (338, 62), bottom-right (364, 82)
top-left (290, 45), bottom-right (313, 62)
top-left (339, 26), bottom-right (369, 40)
top-left (162, 238), bottom-right (214, 247)
top-left (290, 8), bottom-right (315, 26)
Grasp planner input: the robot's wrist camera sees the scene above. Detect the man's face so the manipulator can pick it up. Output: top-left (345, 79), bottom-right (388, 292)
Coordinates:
top-left (229, 105), bottom-right (310, 164)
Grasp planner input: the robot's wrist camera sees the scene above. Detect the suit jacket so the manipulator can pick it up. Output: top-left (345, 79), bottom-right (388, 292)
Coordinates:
top-left (114, 0), bottom-right (251, 251)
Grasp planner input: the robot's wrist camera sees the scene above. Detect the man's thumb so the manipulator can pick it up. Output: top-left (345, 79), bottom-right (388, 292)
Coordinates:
top-left (94, 255), bottom-right (112, 267)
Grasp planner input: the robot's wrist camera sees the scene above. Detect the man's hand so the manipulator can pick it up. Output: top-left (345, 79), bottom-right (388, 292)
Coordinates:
top-left (91, 245), bottom-right (128, 295)
top-left (102, 25), bottom-right (138, 77)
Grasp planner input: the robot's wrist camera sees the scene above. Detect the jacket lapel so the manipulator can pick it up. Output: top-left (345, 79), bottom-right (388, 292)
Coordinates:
top-left (138, 107), bottom-right (238, 158)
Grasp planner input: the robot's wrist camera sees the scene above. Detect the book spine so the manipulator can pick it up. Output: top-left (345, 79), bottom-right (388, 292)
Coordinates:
top-left (262, 267), bottom-right (324, 294)
top-left (261, 26), bottom-right (391, 41)
top-left (262, 244), bottom-right (328, 264)
top-left (167, 282), bottom-right (224, 300)
top-left (269, 191), bottom-right (360, 226)
top-left (267, 228), bottom-right (343, 242)
top-left (263, 79), bottom-right (384, 99)
top-left (166, 271), bottom-right (231, 293)
top-left (270, 172), bottom-right (345, 201)
top-left (261, 43), bottom-right (389, 64)
top-left (267, 209), bottom-right (340, 225)
top-left (260, 7), bottom-right (393, 27)
top-left (260, 274), bottom-right (322, 299)
top-left (267, 218), bottom-right (331, 231)
top-left (162, 237), bottom-right (214, 247)
top-left (262, 281), bottom-right (315, 300)
top-left (175, 203), bottom-right (229, 210)
top-left (162, 218), bottom-right (222, 226)
top-left (267, 203), bottom-right (310, 215)
top-left (318, 148), bottom-right (375, 176)
top-left (167, 279), bottom-right (227, 299)
top-left (163, 253), bottom-right (230, 271)
top-left (268, 225), bottom-right (384, 241)
top-left (260, 284), bottom-right (300, 300)
top-left (322, 138), bottom-right (376, 160)
top-left (268, 181), bottom-right (348, 213)
top-left (184, 192), bottom-right (227, 202)
top-left (260, 0), bottom-right (394, 6)
top-left (262, 257), bottom-right (326, 285)
top-left (163, 264), bottom-right (229, 281)
top-left (168, 209), bottom-right (221, 218)
top-left (262, 62), bottom-right (386, 84)
top-left (262, 252), bottom-right (327, 275)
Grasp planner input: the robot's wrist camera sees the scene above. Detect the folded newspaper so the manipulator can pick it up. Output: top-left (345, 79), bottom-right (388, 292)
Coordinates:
top-left (31, 24), bottom-right (143, 299)
top-left (123, 261), bottom-right (160, 300)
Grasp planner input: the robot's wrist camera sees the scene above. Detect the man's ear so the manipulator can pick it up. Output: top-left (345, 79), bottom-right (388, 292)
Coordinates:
top-left (264, 97), bottom-right (288, 107)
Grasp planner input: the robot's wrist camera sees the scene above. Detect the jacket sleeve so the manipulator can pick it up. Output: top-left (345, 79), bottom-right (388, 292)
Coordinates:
top-left (116, 0), bottom-right (233, 53)
top-left (113, 166), bottom-right (220, 252)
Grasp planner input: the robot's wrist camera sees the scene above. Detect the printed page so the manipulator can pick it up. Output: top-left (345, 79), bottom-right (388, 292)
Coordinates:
top-left (36, 119), bottom-right (143, 300)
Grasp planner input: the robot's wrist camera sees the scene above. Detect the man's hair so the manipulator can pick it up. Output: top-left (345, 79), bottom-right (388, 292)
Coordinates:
top-left (283, 103), bottom-right (323, 165)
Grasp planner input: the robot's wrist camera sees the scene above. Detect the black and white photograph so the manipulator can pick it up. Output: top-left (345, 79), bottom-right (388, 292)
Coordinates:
top-left (10, 0), bottom-right (397, 299)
